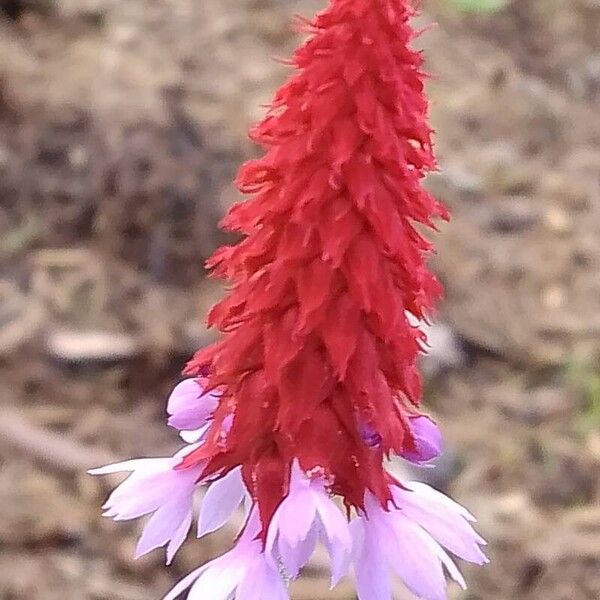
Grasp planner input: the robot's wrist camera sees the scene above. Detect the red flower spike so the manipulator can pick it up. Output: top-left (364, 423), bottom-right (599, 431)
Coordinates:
top-left (185, 0), bottom-right (448, 538)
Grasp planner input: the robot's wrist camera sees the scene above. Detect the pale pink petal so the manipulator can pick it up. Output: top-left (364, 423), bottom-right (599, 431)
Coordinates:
top-left (234, 537), bottom-right (289, 600)
top-left (393, 485), bottom-right (487, 564)
top-left (266, 461), bottom-right (351, 585)
top-left (277, 523), bottom-right (318, 578)
top-left (314, 494), bottom-right (352, 585)
top-left (180, 423), bottom-right (210, 444)
top-left (167, 510), bottom-right (194, 565)
top-left (234, 556), bottom-right (277, 599)
top-left (234, 568), bottom-right (266, 599)
top-left (353, 487), bottom-right (486, 600)
top-left (186, 556), bottom-right (244, 600)
top-left (102, 472), bottom-right (178, 520)
top-left (103, 473), bottom-right (171, 521)
top-left (238, 507), bottom-right (262, 543)
top-left (135, 498), bottom-right (193, 561)
top-left (265, 500), bottom-right (283, 559)
top-left (351, 518), bottom-right (392, 600)
top-left (198, 467), bottom-right (246, 537)
top-left (92, 449), bottom-right (203, 565)
top-left (103, 466), bottom-right (198, 521)
top-left (89, 457), bottom-right (172, 476)
top-left (405, 482), bottom-right (477, 522)
top-left (164, 510), bottom-right (287, 600)
top-left (386, 513), bottom-right (447, 600)
top-left (432, 544), bottom-right (467, 590)
top-left (167, 379), bottom-right (202, 415)
top-left (288, 460), bottom-right (312, 493)
top-left (276, 489), bottom-right (317, 547)
top-left (167, 379), bottom-right (219, 432)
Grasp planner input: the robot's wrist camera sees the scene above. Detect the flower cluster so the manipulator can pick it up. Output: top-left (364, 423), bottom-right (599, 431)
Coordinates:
top-left (92, 0), bottom-right (488, 598)
top-left (93, 379), bottom-right (486, 599)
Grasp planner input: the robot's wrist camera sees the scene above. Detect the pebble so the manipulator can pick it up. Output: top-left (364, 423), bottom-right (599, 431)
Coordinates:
top-left (487, 198), bottom-right (539, 233)
top-left (46, 329), bottom-right (141, 364)
top-left (500, 387), bottom-right (575, 425)
top-left (542, 285), bottom-right (566, 309)
top-left (427, 166), bottom-right (484, 198)
top-left (544, 207), bottom-right (572, 234)
top-left (419, 321), bottom-right (466, 378)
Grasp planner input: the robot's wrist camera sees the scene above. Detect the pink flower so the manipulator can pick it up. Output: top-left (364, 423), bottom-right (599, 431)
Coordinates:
top-left (361, 415), bottom-right (442, 465)
top-left (164, 510), bottom-right (288, 600)
top-left (167, 379), bottom-right (219, 442)
top-left (89, 445), bottom-right (204, 564)
top-left (266, 461), bottom-right (352, 585)
top-left (402, 415), bottom-right (443, 464)
top-left (351, 482), bottom-right (487, 600)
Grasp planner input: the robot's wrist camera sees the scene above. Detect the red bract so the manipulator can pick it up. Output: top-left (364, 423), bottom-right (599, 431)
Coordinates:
top-left (182, 0), bottom-right (448, 537)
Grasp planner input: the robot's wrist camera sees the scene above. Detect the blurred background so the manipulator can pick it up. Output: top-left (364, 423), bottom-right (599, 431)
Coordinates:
top-left (0, 0), bottom-right (599, 598)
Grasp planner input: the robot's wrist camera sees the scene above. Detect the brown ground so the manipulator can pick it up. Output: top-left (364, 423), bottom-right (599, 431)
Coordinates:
top-left (0, 1), bottom-right (598, 599)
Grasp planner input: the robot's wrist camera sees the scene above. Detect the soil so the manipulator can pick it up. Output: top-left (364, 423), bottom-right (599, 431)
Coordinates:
top-left (0, 1), bottom-right (598, 599)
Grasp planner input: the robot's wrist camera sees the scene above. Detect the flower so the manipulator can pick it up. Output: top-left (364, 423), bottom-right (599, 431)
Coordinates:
top-left (167, 378), bottom-right (220, 443)
top-left (164, 510), bottom-right (288, 600)
top-left (89, 445), bottom-right (204, 564)
top-left (402, 415), bottom-right (443, 464)
top-left (351, 483), bottom-right (488, 600)
top-left (361, 415), bottom-right (443, 465)
top-left (266, 461), bottom-right (352, 584)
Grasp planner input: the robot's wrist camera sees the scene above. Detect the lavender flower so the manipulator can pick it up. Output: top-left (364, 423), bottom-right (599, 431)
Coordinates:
top-left (361, 415), bottom-right (443, 465)
top-left (266, 461), bottom-right (352, 584)
top-left (89, 444), bottom-right (204, 564)
top-left (167, 378), bottom-right (219, 443)
top-left (402, 415), bottom-right (444, 464)
top-left (164, 510), bottom-right (289, 600)
top-left (351, 483), bottom-right (488, 600)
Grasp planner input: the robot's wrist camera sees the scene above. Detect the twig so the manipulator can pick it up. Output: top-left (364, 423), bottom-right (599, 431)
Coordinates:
top-left (0, 406), bottom-right (116, 473)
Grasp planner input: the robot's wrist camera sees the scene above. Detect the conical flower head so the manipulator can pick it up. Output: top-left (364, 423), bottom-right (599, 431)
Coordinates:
top-left (183, 0), bottom-right (449, 534)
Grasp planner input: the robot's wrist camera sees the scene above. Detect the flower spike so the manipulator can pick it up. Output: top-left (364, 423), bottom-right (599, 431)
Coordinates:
top-left (92, 1), bottom-right (487, 598)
